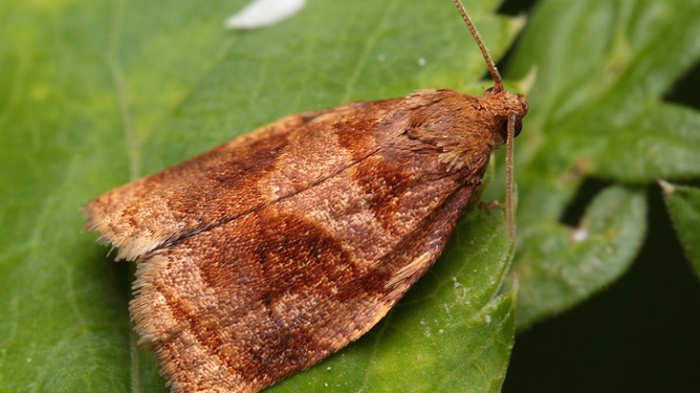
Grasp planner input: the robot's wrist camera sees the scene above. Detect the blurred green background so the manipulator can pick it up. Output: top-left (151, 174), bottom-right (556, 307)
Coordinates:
top-left (500, 1), bottom-right (700, 392)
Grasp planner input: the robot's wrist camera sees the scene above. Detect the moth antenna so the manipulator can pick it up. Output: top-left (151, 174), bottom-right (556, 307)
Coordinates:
top-left (452, 0), bottom-right (503, 91)
top-left (505, 114), bottom-right (516, 241)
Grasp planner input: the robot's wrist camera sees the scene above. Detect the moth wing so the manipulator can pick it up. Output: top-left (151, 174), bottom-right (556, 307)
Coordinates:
top-left (88, 89), bottom-right (489, 391)
top-left (130, 180), bottom-right (475, 392)
top-left (83, 100), bottom-right (398, 261)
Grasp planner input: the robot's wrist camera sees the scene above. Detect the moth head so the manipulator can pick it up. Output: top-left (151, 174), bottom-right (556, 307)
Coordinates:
top-left (483, 88), bottom-right (528, 144)
top-left (453, 0), bottom-right (527, 241)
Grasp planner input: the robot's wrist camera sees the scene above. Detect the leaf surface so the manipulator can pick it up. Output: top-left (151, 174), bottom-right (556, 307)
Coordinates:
top-left (662, 182), bottom-right (700, 281)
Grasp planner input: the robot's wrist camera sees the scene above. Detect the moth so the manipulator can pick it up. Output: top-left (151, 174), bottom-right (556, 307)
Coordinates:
top-left (83, 1), bottom-right (528, 392)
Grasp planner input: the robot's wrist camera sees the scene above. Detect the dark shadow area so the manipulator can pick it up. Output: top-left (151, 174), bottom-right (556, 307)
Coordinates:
top-left (558, 178), bottom-right (610, 227)
top-left (498, 0), bottom-right (538, 15)
top-left (504, 186), bottom-right (700, 392)
top-left (664, 61), bottom-right (700, 111)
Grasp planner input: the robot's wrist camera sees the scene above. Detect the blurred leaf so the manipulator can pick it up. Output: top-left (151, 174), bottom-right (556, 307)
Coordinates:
top-left (514, 186), bottom-right (646, 329)
top-left (498, 0), bottom-right (700, 328)
top-left (0, 0), bottom-right (521, 391)
top-left (661, 182), bottom-right (700, 280)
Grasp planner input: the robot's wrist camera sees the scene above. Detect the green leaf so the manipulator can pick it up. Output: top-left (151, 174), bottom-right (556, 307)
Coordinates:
top-left (0, 0), bottom-right (520, 391)
top-left (499, 0), bottom-right (700, 328)
top-left (513, 186), bottom-right (646, 329)
top-left (661, 181), bottom-right (700, 280)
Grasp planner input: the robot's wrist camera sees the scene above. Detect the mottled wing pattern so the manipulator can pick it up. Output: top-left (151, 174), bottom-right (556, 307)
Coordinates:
top-left (84, 100), bottom-right (394, 261)
top-left (130, 176), bottom-right (474, 392)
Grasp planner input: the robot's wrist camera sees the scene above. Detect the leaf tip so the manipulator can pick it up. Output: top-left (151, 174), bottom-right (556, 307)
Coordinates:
top-left (658, 180), bottom-right (675, 195)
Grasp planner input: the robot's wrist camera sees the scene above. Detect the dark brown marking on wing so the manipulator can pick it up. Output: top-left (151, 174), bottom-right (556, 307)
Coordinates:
top-left (352, 152), bottom-right (415, 235)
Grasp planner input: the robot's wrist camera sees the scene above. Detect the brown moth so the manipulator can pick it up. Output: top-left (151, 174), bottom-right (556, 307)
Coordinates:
top-left (83, 1), bottom-right (527, 392)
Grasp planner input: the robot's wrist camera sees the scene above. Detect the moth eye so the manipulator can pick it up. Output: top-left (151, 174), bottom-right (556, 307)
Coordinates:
top-left (497, 121), bottom-right (508, 141)
top-left (498, 117), bottom-right (523, 141)
top-left (514, 117), bottom-right (523, 137)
